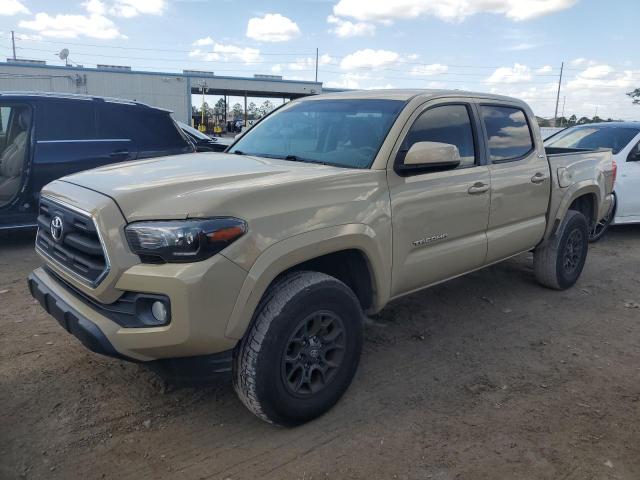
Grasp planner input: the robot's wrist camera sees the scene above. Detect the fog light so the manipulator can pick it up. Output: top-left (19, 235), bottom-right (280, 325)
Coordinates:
top-left (151, 301), bottom-right (168, 324)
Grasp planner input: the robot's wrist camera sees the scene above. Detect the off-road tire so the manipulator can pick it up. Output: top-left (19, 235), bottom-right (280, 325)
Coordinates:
top-left (232, 271), bottom-right (363, 427)
top-left (534, 210), bottom-right (589, 290)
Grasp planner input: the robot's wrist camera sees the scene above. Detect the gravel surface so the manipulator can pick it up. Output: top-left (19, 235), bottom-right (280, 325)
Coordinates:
top-left (1, 226), bottom-right (639, 480)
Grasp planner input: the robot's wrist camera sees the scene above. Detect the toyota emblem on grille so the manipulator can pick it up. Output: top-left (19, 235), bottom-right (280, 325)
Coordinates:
top-left (50, 216), bottom-right (64, 242)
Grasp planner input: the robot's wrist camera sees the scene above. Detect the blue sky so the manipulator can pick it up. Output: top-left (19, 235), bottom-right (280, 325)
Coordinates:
top-left (0, 0), bottom-right (638, 119)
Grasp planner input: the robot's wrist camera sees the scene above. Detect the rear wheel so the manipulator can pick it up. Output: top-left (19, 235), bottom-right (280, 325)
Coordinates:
top-left (589, 193), bottom-right (616, 242)
top-left (233, 271), bottom-right (363, 426)
top-left (534, 210), bottom-right (589, 290)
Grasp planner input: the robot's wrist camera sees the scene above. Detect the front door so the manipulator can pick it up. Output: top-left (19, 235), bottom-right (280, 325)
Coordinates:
top-left (388, 100), bottom-right (491, 297)
top-left (477, 103), bottom-right (551, 263)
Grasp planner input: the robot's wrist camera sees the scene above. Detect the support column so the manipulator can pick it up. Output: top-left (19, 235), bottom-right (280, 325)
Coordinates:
top-left (244, 92), bottom-right (247, 127)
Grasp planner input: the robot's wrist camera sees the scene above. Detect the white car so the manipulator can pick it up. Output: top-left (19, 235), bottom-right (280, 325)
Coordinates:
top-left (545, 122), bottom-right (640, 240)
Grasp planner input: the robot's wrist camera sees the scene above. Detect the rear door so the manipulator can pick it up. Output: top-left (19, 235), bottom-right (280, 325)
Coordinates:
top-left (99, 103), bottom-right (192, 159)
top-left (477, 102), bottom-right (550, 263)
top-left (32, 99), bottom-right (136, 194)
top-left (387, 99), bottom-right (491, 297)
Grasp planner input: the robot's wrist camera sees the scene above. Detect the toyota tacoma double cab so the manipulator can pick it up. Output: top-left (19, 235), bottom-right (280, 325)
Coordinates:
top-left (28, 90), bottom-right (614, 426)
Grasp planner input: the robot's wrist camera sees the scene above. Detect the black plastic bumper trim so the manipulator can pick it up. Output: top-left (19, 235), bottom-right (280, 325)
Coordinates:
top-left (28, 270), bottom-right (234, 384)
top-left (28, 271), bottom-right (126, 361)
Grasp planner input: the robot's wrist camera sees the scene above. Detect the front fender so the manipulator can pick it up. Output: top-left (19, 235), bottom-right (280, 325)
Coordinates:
top-left (223, 223), bottom-right (390, 339)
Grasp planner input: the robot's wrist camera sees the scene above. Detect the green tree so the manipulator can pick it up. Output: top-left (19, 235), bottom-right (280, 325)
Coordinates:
top-left (214, 98), bottom-right (226, 117)
top-left (232, 103), bottom-right (243, 119)
top-left (628, 88), bottom-right (640, 105)
top-left (568, 114), bottom-right (577, 126)
top-left (259, 100), bottom-right (275, 117)
top-left (247, 102), bottom-right (258, 119)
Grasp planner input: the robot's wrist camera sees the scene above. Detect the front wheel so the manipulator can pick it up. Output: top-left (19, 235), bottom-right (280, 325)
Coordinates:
top-left (233, 271), bottom-right (363, 426)
top-left (589, 193), bottom-right (616, 242)
top-left (534, 210), bottom-right (589, 290)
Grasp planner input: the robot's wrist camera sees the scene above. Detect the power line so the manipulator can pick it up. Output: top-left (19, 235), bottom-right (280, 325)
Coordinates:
top-left (7, 33), bottom-right (638, 72)
top-left (11, 45), bottom-right (627, 82)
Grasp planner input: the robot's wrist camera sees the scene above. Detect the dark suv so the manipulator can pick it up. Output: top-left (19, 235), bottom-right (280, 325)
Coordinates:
top-left (0, 92), bottom-right (194, 230)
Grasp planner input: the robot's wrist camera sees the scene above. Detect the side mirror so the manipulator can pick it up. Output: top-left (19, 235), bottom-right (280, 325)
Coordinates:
top-left (397, 141), bottom-right (461, 175)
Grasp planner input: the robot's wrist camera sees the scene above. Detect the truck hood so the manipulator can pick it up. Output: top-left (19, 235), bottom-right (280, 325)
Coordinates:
top-left (60, 152), bottom-right (359, 221)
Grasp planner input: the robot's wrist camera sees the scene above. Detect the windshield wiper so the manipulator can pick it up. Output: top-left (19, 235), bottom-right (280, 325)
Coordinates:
top-left (233, 150), bottom-right (245, 155)
top-left (283, 154), bottom-right (329, 166)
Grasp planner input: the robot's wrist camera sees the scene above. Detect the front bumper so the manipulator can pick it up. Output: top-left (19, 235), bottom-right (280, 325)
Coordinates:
top-left (28, 268), bottom-right (237, 383)
top-left (29, 248), bottom-right (247, 361)
top-left (28, 270), bottom-right (125, 360)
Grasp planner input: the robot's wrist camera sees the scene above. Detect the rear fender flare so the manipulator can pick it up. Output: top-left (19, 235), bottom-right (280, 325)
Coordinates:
top-left (545, 181), bottom-right (601, 241)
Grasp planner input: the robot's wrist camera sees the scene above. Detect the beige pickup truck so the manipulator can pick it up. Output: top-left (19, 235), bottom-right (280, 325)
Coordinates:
top-left (28, 90), bottom-right (614, 426)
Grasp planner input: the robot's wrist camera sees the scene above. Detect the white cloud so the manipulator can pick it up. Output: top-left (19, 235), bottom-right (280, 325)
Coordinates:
top-left (325, 72), bottom-right (371, 89)
top-left (333, 0), bottom-right (577, 22)
top-left (569, 58), bottom-right (601, 68)
top-left (409, 63), bottom-right (448, 76)
top-left (0, 0), bottom-right (29, 15)
top-left (579, 64), bottom-right (614, 79)
top-left (288, 54), bottom-right (333, 71)
top-left (19, 12), bottom-right (124, 39)
top-left (82, 0), bottom-right (106, 15)
top-left (246, 13), bottom-right (300, 42)
top-left (486, 63), bottom-right (532, 84)
top-left (17, 0), bottom-right (167, 39)
top-left (192, 36), bottom-right (214, 46)
top-left (486, 64), bottom-right (640, 121)
top-left (536, 65), bottom-right (553, 74)
top-left (340, 49), bottom-right (400, 70)
top-left (327, 15), bottom-right (375, 38)
top-left (15, 32), bottom-right (42, 40)
top-left (189, 42), bottom-right (261, 64)
top-left (505, 42), bottom-right (538, 51)
top-left (109, 0), bottom-right (167, 18)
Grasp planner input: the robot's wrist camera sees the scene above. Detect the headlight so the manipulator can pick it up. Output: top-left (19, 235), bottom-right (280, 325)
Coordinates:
top-left (125, 218), bottom-right (247, 263)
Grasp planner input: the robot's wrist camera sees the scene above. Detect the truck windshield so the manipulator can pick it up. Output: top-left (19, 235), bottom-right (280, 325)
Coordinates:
top-left (229, 99), bottom-right (405, 168)
top-left (545, 126), bottom-right (640, 154)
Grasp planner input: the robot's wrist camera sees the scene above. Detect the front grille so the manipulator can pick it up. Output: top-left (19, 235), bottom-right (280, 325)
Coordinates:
top-left (36, 196), bottom-right (109, 287)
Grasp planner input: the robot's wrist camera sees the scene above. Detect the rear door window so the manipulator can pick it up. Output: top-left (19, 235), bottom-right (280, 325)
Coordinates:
top-left (480, 105), bottom-right (534, 161)
top-left (98, 103), bottom-right (190, 154)
top-left (37, 100), bottom-right (96, 141)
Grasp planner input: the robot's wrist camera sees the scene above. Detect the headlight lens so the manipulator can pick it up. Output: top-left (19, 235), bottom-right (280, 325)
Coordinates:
top-left (125, 218), bottom-right (247, 263)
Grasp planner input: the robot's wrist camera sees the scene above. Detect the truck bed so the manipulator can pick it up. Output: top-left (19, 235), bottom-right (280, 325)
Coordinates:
top-left (544, 147), bottom-right (614, 239)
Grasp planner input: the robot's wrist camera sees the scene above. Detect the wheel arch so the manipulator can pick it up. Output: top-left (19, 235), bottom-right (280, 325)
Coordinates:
top-left (546, 183), bottom-right (602, 240)
top-left (224, 224), bottom-right (390, 339)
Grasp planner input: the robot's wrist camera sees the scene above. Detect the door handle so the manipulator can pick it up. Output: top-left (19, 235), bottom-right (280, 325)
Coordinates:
top-left (468, 182), bottom-right (489, 194)
top-left (109, 149), bottom-right (129, 158)
top-left (531, 172), bottom-right (547, 184)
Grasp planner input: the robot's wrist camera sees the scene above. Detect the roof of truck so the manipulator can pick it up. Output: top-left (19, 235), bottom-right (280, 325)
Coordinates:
top-left (300, 88), bottom-right (524, 103)
top-left (0, 91), bottom-right (169, 112)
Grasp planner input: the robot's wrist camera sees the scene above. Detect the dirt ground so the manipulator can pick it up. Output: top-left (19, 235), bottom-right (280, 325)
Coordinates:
top-left (1, 227), bottom-right (639, 480)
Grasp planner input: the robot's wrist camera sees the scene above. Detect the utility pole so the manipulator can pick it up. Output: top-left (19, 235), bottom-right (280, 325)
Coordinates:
top-left (553, 61), bottom-right (564, 127)
top-left (315, 47), bottom-right (318, 83)
top-left (11, 30), bottom-right (16, 60)
top-left (560, 96), bottom-right (566, 127)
